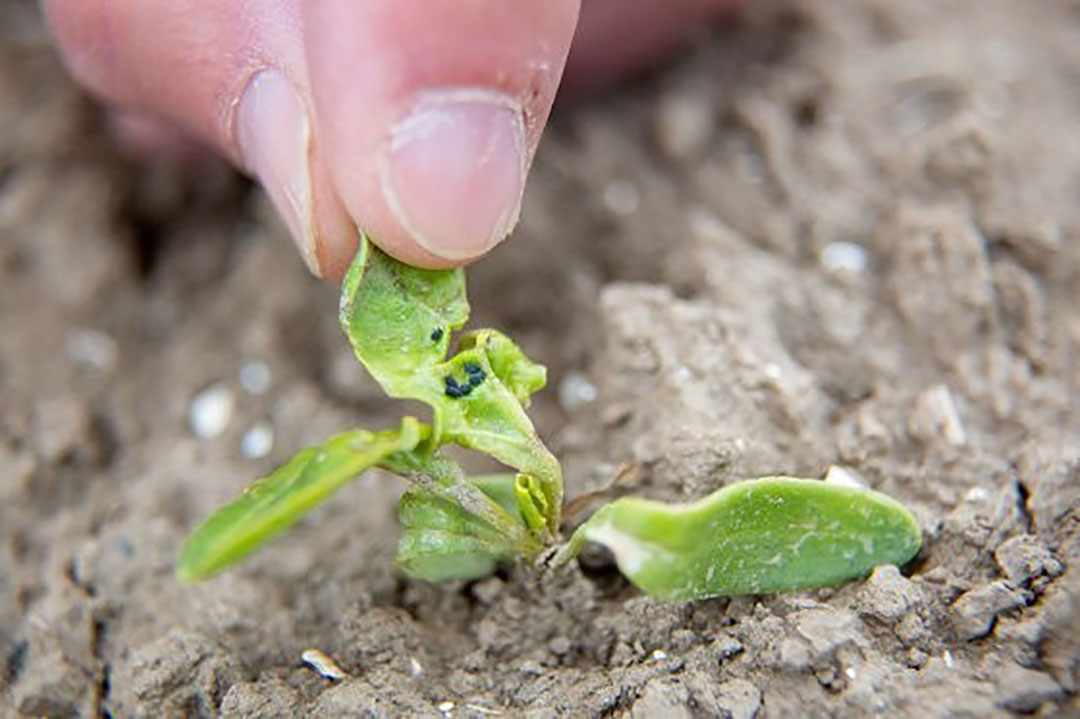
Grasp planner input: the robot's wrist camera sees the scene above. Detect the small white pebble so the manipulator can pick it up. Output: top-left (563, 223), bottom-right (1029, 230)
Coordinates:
top-left (943, 649), bottom-right (954, 669)
top-left (603, 180), bottom-right (640, 216)
top-left (66, 329), bottom-right (118, 371)
top-left (825, 465), bottom-right (867, 489)
top-left (820, 241), bottom-right (868, 274)
top-left (409, 657), bottom-right (423, 677)
top-left (558, 372), bottom-right (598, 412)
top-left (438, 701), bottom-right (456, 713)
top-left (240, 420), bottom-right (274, 459)
top-left (964, 486), bottom-right (988, 502)
top-left (845, 666), bottom-right (858, 680)
top-left (238, 361), bottom-right (272, 395)
top-left (302, 649), bottom-right (348, 680)
top-left (764, 362), bottom-right (782, 380)
top-left (188, 383), bottom-right (235, 439)
top-left (651, 649), bottom-right (668, 661)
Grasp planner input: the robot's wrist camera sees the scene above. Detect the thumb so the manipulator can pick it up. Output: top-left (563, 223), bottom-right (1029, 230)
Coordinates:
top-left (301, 0), bottom-right (579, 274)
top-left (44, 0), bottom-right (579, 279)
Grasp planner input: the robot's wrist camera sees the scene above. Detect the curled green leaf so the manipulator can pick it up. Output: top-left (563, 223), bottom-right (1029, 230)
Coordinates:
top-left (179, 418), bottom-right (422, 581)
top-left (458, 329), bottom-right (546, 407)
top-left (514, 474), bottom-right (550, 534)
top-left (434, 344), bottom-right (561, 533)
top-left (558, 477), bottom-right (921, 601)
top-left (339, 235), bottom-right (561, 533)
top-left (396, 488), bottom-right (520, 582)
top-left (339, 233), bottom-right (468, 387)
top-left (379, 443), bottom-right (539, 560)
top-left (395, 472), bottom-right (545, 582)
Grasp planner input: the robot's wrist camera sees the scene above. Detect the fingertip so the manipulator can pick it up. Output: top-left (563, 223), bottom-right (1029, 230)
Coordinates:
top-left (303, 0), bottom-right (578, 269)
top-left (379, 89), bottom-right (527, 263)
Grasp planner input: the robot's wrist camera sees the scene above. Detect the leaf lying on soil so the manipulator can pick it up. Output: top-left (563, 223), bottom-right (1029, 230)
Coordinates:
top-left (560, 477), bottom-right (922, 601)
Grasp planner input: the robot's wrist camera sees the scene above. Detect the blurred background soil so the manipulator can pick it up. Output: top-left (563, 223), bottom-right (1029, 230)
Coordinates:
top-left (1, 0), bottom-right (1078, 716)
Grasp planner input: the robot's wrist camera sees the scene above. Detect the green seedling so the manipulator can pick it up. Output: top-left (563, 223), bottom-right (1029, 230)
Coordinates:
top-left (179, 235), bottom-right (921, 600)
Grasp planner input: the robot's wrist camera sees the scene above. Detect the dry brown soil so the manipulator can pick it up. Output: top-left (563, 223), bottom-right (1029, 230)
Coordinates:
top-left (2, 0), bottom-right (1078, 716)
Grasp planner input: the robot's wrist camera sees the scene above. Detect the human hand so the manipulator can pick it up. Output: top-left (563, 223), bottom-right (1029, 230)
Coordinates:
top-left (44, 0), bottom-right (738, 278)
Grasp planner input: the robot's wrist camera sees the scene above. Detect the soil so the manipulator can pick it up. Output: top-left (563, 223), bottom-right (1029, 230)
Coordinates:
top-left (2, 0), bottom-right (1079, 717)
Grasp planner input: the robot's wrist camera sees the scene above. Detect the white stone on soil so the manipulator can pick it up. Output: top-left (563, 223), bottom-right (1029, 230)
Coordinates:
top-left (820, 241), bottom-right (868, 274)
top-left (240, 420), bottom-right (274, 459)
top-left (653, 91), bottom-right (714, 162)
top-left (558, 372), bottom-right (597, 412)
top-left (825, 465), bottom-right (867, 489)
top-left (188, 383), bottom-right (235, 439)
top-left (910, 383), bottom-right (967, 446)
top-left (301, 648), bottom-right (347, 680)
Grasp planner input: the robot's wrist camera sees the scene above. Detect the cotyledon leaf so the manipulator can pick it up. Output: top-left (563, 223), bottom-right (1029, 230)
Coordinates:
top-left (387, 465), bottom-right (536, 583)
top-left (379, 446), bottom-right (539, 560)
top-left (396, 488), bottom-right (521, 582)
top-left (558, 477), bottom-right (921, 601)
top-left (178, 418), bottom-right (422, 581)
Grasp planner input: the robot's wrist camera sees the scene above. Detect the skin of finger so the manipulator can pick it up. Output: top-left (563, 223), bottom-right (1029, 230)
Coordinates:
top-left (42, 0), bottom-right (279, 162)
top-left (302, 0), bottom-right (580, 270)
top-left (43, 0), bottom-right (741, 278)
top-left (43, 0), bottom-right (578, 276)
top-left (309, 138), bottom-right (357, 280)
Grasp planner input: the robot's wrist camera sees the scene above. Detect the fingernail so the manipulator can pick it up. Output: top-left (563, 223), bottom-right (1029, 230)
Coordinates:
top-left (236, 70), bottom-right (318, 273)
top-left (382, 90), bottom-right (526, 261)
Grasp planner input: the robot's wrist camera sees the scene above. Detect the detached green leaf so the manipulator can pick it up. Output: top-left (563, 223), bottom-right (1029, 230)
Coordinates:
top-left (564, 477), bottom-right (921, 601)
top-left (178, 419), bottom-right (421, 581)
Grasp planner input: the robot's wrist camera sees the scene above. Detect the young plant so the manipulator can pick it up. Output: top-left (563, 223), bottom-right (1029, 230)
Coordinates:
top-left (179, 236), bottom-right (921, 600)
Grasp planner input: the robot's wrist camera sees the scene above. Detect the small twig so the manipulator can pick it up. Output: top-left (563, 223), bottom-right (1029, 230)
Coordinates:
top-left (562, 462), bottom-right (641, 524)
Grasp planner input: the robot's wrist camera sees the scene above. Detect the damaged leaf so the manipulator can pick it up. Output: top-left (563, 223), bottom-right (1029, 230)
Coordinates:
top-left (556, 477), bottom-right (922, 601)
top-left (339, 237), bottom-right (561, 533)
top-left (181, 234), bottom-right (922, 603)
top-left (179, 418), bottom-right (422, 581)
